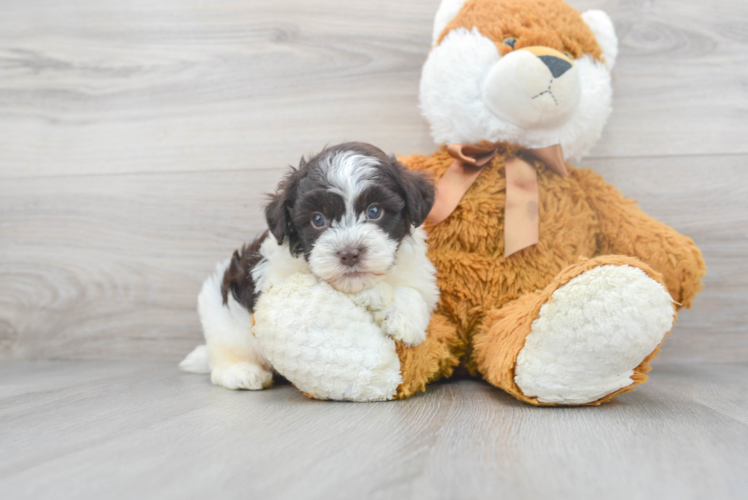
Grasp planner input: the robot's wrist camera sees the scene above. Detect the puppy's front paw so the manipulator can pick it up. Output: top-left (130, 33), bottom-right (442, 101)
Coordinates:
top-left (211, 362), bottom-right (273, 390)
top-left (373, 287), bottom-right (430, 347)
top-left (375, 309), bottom-right (427, 346)
top-left (351, 282), bottom-right (395, 311)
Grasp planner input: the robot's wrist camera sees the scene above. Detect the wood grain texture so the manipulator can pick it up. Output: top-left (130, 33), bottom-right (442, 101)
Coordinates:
top-left (0, 0), bottom-right (438, 179)
top-left (0, 360), bottom-right (746, 500)
top-left (0, 0), bottom-right (747, 362)
top-left (1, 0), bottom-right (747, 181)
top-left (1, 155), bottom-right (745, 361)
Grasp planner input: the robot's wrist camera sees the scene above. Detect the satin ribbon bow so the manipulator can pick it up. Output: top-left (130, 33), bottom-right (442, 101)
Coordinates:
top-left (426, 143), bottom-right (570, 257)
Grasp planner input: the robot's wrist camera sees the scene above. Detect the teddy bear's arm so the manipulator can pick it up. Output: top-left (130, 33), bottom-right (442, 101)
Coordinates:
top-left (573, 168), bottom-right (706, 309)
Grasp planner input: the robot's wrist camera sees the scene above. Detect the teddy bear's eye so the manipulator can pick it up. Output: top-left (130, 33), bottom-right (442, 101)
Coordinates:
top-left (563, 51), bottom-right (574, 60)
top-left (502, 37), bottom-right (517, 49)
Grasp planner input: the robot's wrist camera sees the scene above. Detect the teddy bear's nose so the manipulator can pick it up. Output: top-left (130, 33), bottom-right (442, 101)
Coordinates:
top-left (538, 55), bottom-right (572, 78)
top-left (481, 46), bottom-right (581, 129)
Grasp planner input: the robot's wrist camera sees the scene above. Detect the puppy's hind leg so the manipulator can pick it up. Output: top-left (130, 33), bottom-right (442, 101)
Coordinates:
top-left (196, 260), bottom-right (273, 390)
top-left (208, 344), bottom-right (273, 391)
top-left (179, 344), bottom-right (211, 374)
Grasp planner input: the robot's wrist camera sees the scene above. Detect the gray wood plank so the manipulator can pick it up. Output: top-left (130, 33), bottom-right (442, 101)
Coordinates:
top-left (1, 154), bottom-right (746, 361)
top-left (1, 0), bottom-right (746, 180)
top-left (0, 0), bottom-right (439, 179)
top-left (0, 168), bottom-right (279, 360)
top-left (0, 360), bottom-right (746, 500)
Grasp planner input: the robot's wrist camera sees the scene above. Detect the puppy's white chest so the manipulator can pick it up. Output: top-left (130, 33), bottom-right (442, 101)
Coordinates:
top-left (252, 273), bottom-right (402, 402)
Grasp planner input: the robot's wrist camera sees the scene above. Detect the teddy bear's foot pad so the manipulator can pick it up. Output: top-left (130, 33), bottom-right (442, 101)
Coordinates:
top-left (514, 265), bottom-right (675, 404)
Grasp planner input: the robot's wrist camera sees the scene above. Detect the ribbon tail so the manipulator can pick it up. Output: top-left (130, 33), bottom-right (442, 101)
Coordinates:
top-left (427, 159), bottom-right (486, 224)
top-left (504, 156), bottom-right (539, 257)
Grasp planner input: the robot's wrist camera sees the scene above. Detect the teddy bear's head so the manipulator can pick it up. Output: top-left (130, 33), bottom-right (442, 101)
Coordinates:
top-left (420, 0), bottom-right (618, 160)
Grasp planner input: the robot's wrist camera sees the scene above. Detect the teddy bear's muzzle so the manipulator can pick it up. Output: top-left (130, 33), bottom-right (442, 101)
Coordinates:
top-left (482, 46), bottom-right (581, 130)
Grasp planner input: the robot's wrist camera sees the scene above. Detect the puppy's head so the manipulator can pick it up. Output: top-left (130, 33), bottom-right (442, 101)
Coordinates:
top-left (265, 142), bottom-right (434, 294)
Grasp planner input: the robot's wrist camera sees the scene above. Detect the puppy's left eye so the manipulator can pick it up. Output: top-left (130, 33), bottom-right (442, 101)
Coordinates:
top-left (366, 204), bottom-right (383, 221)
top-left (311, 213), bottom-right (327, 229)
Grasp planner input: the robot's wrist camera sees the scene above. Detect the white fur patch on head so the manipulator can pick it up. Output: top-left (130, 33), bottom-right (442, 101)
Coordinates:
top-left (419, 27), bottom-right (614, 160)
top-left (322, 150), bottom-right (380, 212)
top-left (582, 10), bottom-right (618, 70)
top-left (432, 0), bottom-right (470, 45)
top-left (514, 265), bottom-right (675, 405)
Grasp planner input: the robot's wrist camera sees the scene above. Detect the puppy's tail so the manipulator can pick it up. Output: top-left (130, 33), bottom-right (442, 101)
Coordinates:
top-left (178, 344), bottom-right (211, 374)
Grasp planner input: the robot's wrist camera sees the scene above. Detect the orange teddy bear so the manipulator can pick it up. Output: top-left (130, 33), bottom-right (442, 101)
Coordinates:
top-left (393, 0), bottom-right (706, 405)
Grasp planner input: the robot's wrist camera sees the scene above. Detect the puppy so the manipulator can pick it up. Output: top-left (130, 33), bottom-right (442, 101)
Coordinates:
top-left (179, 142), bottom-right (439, 390)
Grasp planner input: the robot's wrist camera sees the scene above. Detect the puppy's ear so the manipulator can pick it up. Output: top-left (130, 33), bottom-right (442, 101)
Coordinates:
top-left (390, 156), bottom-right (435, 227)
top-left (265, 160), bottom-right (305, 252)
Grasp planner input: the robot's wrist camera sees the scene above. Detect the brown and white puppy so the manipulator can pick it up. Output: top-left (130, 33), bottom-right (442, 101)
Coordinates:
top-left (180, 142), bottom-right (439, 390)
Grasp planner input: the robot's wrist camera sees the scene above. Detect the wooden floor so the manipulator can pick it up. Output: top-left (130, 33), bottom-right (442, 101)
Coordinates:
top-left (1, 360), bottom-right (746, 500)
top-left (1, 0), bottom-right (748, 498)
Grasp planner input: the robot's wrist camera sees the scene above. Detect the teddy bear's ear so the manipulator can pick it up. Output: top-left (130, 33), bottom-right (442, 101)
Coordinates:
top-left (582, 10), bottom-right (619, 71)
top-left (432, 0), bottom-right (469, 46)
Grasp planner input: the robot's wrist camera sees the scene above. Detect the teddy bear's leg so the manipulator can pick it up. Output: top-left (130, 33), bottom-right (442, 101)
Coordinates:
top-left (393, 312), bottom-right (464, 399)
top-left (573, 168), bottom-right (706, 309)
top-left (472, 256), bottom-right (676, 406)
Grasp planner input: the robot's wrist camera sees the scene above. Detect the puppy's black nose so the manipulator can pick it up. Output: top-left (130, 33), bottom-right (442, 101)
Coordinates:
top-left (538, 55), bottom-right (572, 78)
top-left (338, 248), bottom-right (361, 267)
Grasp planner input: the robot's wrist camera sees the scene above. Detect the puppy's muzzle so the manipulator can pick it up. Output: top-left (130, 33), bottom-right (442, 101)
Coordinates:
top-left (482, 46), bottom-right (581, 130)
top-left (338, 247), bottom-right (362, 267)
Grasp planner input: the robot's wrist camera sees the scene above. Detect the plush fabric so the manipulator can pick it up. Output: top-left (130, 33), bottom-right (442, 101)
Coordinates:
top-left (394, 148), bottom-right (704, 404)
top-left (251, 0), bottom-right (706, 406)
top-left (391, 0), bottom-right (706, 405)
top-left (436, 0), bottom-right (604, 61)
top-left (420, 2), bottom-right (616, 158)
top-left (254, 273), bottom-right (403, 402)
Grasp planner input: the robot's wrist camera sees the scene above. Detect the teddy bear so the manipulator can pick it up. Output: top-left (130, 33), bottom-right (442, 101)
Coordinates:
top-left (253, 0), bottom-right (705, 405)
top-left (389, 0), bottom-right (706, 405)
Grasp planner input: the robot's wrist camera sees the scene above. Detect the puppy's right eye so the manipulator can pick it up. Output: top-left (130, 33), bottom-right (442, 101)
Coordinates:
top-left (311, 213), bottom-right (327, 229)
top-left (366, 204), bottom-right (383, 221)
